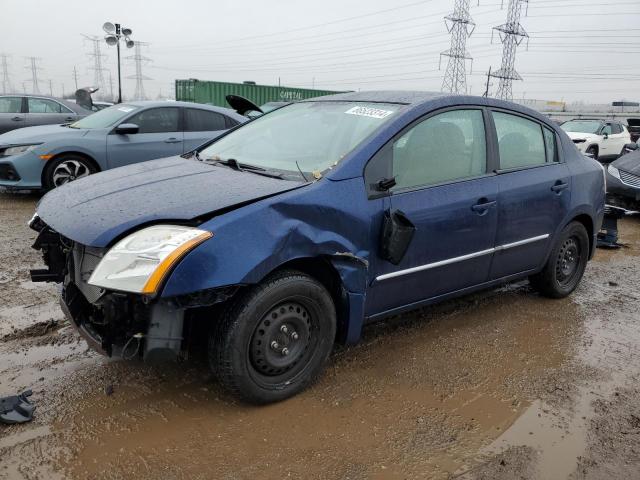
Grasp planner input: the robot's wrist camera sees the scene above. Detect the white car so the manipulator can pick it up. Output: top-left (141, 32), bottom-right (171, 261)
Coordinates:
top-left (561, 119), bottom-right (631, 162)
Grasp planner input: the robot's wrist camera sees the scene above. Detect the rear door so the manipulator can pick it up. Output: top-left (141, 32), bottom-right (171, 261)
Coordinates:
top-left (25, 97), bottom-right (77, 127)
top-left (0, 96), bottom-right (26, 133)
top-left (183, 108), bottom-right (229, 152)
top-left (488, 110), bottom-right (571, 280)
top-left (106, 107), bottom-right (183, 169)
top-left (608, 122), bottom-right (629, 156)
top-left (366, 107), bottom-right (499, 316)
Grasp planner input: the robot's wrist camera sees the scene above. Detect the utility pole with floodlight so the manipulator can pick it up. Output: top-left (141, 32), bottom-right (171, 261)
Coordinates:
top-left (103, 22), bottom-right (135, 104)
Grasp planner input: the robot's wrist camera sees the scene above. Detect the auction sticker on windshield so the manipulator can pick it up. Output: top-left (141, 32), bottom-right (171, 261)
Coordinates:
top-left (344, 106), bottom-right (394, 119)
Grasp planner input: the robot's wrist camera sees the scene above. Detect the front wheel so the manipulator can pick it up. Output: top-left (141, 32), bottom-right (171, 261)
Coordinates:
top-left (209, 270), bottom-right (336, 404)
top-left (586, 145), bottom-right (598, 161)
top-left (43, 155), bottom-right (96, 190)
top-left (529, 221), bottom-right (590, 299)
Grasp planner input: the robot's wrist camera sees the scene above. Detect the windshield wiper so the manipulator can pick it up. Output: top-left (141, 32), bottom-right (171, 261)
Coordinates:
top-left (205, 157), bottom-right (285, 179)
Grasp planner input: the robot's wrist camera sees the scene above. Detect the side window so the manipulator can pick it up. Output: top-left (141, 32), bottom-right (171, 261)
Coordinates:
top-left (492, 111), bottom-right (546, 169)
top-left (611, 123), bottom-right (623, 134)
top-left (391, 109), bottom-right (486, 191)
top-left (0, 97), bottom-right (22, 113)
top-left (601, 124), bottom-right (613, 136)
top-left (127, 107), bottom-right (179, 133)
top-left (184, 108), bottom-right (226, 131)
top-left (27, 98), bottom-right (70, 114)
top-left (543, 127), bottom-right (558, 162)
top-left (225, 116), bottom-right (240, 128)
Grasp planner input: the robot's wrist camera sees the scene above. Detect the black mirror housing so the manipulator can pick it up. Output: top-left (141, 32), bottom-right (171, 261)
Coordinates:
top-left (115, 123), bottom-right (139, 135)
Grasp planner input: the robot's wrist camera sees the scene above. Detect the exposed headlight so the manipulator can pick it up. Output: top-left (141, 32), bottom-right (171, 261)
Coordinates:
top-left (1, 144), bottom-right (40, 156)
top-left (88, 225), bottom-right (213, 295)
top-left (608, 164), bottom-right (621, 180)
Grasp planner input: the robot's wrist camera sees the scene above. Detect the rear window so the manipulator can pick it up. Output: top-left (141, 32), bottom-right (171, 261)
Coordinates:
top-left (493, 112), bottom-right (546, 169)
top-left (184, 108), bottom-right (226, 131)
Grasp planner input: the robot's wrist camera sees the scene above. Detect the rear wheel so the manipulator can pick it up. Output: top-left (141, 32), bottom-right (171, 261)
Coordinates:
top-left (530, 221), bottom-right (590, 298)
top-left (209, 270), bottom-right (336, 404)
top-left (43, 155), bottom-right (96, 190)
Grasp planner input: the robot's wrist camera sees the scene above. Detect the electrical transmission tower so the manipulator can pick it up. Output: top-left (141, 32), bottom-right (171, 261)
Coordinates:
top-left (440, 0), bottom-right (476, 94)
top-left (83, 35), bottom-right (109, 97)
top-left (126, 42), bottom-right (152, 101)
top-left (24, 57), bottom-right (43, 94)
top-left (490, 0), bottom-right (529, 101)
top-left (0, 54), bottom-right (13, 94)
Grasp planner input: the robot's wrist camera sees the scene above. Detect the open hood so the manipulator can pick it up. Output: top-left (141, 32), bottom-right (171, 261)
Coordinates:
top-left (36, 156), bottom-right (305, 247)
top-left (225, 95), bottom-right (263, 116)
top-left (75, 87), bottom-right (99, 111)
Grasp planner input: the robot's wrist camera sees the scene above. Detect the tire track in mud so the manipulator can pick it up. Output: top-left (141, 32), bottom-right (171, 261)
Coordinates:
top-left (2, 190), bottom-right (640, 480)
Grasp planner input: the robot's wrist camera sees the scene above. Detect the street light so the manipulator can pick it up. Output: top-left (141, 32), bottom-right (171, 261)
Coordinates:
top-left (103, 22), bottom-right (135, 103)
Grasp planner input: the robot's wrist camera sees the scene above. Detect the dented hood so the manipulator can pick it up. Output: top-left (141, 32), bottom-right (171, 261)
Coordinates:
top-left (36, 156), bottom-right (305, 247)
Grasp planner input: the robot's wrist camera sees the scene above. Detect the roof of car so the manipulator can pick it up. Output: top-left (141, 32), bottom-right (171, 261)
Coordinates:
top-left (122, 100), bottom-right (246, 121)
top-left (125, 100), bottom-right (215, 108)
top-left (0, 94), bottom-right (92, 114)
top-left (309, 90), bottom-right (448, 105)
top-left (306, 90), bottom-right (559, 129)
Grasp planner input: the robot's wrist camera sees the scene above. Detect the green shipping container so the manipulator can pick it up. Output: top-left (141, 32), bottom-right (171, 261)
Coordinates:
top-left (175, 79), bottom-right (347, 108)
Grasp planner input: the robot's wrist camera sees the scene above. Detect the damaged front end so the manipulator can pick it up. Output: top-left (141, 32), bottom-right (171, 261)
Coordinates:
top-left (29, 216), bottom-right (232, 361)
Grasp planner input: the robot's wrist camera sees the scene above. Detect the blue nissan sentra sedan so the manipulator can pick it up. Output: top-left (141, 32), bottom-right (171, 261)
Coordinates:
top-left (29, 91), bottom-right (605, 403)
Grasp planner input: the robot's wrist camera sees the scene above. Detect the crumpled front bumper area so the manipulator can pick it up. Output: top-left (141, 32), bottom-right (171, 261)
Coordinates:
top-left (29, 220), bottom-right (159, 358)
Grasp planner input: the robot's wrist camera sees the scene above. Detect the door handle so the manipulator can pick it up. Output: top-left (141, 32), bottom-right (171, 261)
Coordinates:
top-left (551, 181), bottom-right (569, 194)
top-left (471, 199), bottom-right (497, 215)
top-left (11, 116), bottom-right (23, 122)
top-left (164, 138), bottom-right (181, 144)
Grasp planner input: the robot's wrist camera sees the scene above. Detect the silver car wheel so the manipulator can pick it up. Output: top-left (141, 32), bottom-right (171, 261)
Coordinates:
top-left (52, 160), bottom-right (91, 187)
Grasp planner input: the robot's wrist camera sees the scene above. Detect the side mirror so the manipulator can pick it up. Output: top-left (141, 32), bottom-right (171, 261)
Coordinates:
top-left (115, 123), bottom-right (139, 135)
top-left (603, 133), bottom-right (609, 140)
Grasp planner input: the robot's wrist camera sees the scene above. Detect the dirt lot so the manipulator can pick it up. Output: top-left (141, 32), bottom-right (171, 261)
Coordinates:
top-left (1, 190), bottom-right (640, 480)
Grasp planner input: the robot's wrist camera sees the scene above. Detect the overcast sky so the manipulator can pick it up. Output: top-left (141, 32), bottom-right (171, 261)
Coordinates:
top-left (1, 0), bottom-right (638, 103)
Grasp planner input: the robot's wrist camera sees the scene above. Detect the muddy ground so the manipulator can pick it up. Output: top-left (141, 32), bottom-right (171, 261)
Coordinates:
top-left (1, 190), bottom-right (640, 480)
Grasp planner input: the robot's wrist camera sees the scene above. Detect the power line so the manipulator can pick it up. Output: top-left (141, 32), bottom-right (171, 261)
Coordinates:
top-left (490, 0), bottom-right (529, 100)
top-left (24, 57), bottom-right (43, 94)
top-left (83, 34), bottom-right (109, 98)
top-left (441, 0), bottom-right (476, 94)
top-left (126, 42), bottom-right (152, 100)
top-left (0, 54), bottom-right (13, 94)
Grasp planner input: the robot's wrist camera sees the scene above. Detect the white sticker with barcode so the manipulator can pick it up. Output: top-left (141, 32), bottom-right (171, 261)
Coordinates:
top-left (344, 106), bottom-right (393, 119)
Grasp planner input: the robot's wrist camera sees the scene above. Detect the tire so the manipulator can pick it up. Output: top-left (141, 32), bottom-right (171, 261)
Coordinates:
top-left (209, 269), bottom-right (336, 404)
top-left (529, 221), bottom-right (590, 299)
top-left (586, 146), bottom-right (598, 161)
top-left (43, 155), bottom-right (96, 190)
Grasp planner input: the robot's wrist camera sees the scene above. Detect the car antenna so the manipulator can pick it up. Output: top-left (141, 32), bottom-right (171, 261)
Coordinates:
top-left (295, 160), bottom-right (309, 182)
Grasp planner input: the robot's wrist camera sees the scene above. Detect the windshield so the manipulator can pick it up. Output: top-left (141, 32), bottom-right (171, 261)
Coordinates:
top-left (561, 120), bottom-right (603, 134)
top-left (69, 104), bottom-right (140, 129)
top-left (200, 101), bottom-right (402, 175)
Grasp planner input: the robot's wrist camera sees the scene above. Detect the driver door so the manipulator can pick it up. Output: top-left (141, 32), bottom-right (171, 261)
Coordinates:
top-left (366, 108), bottom-right (499, 316)
top-left (106, 107), bottom-right (183, 169)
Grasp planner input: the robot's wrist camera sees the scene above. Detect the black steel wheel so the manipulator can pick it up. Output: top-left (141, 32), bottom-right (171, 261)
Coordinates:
top-left (530, 221), bottom-right (590, 299)
top-left (209, 270), bottom-right (336, 404)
